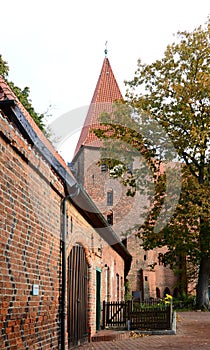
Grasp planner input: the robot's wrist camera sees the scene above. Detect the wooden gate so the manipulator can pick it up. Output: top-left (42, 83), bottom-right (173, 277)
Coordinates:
top-left (102, 300), bottom-right (172, 330)
top-left (67, 244), bottom-right (89, 348)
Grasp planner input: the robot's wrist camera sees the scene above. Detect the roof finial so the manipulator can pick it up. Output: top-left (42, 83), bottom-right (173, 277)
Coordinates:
top-left (104, 41), bottom-right (108, 57)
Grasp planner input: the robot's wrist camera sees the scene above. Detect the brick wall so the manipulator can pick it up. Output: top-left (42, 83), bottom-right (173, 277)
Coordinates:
top-left (126, 236), bottom-right (179, 299)
top-left (73, 147), bottom-right (179, 301)
top-left (0, 111), bottom-right (126, 349)
top-left (0, 113), bottom-right (63, 349)
top-left (74, 148), bottom-right (148, 236)
top-left (65, 205), bottom-right (125, 336)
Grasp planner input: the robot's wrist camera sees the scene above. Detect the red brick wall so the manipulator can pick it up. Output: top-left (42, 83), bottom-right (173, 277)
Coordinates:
top-left (73, 147), bottom-right (179, 301)
top-left (126, 236), bottom-right (179, 299)
top-left (0, 113), bottom-right (63, 349)
top-left (0, 112), bottom-right (125, 348)
top-left (74, 148), bottom-right (148, 236)
top-left (65, 208), bottom-right (125, 336)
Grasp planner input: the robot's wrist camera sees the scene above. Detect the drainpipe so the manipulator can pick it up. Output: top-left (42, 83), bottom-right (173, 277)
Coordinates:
top-left (61, 185), bottom-right (80, 350)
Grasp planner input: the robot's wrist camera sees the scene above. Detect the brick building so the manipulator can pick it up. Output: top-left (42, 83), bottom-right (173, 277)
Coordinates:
top-left (0, 77), bottom-right (132, 349)
top-left (71, 53), bottom-right (179, 301)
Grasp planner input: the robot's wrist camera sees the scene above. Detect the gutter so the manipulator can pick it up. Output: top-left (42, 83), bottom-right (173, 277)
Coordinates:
top-left (0, 99), bottom-right (76, 189)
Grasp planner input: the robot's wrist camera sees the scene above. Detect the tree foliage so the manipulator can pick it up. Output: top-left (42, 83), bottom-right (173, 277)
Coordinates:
top-left (94, 19), bottom-right (210, 307)
top-left (0, 54), bottom-right (45, 131)
top-left (126, 20), bottom-right (210, 182)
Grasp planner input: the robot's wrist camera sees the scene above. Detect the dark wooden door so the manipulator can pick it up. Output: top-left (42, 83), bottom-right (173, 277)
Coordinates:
top-left (68, 244), bottom-right (88, 348)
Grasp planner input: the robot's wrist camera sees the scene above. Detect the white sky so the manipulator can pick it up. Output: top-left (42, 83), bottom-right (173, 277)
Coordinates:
top-left (1, 0), bottom-right (209, 161)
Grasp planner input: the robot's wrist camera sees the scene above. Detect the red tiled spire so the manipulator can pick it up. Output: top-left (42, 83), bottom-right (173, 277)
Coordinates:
top-left (74, 57), bottom-right (123, 157)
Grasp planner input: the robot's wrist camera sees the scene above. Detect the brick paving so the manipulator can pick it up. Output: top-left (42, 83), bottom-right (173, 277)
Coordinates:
top-left (79, 312), bottom-right (210, 349)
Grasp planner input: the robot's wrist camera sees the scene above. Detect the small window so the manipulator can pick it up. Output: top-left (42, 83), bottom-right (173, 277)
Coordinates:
top-left (127, 163), bottom-right (133, 174)
top-left (70, 216), bottom-right (73, 233)
top-left (156, 287), bottom-right (161, 298)
top-left (66, 215), bottom-right (73, 235)
top-left (145, 276), bottom-right (148, 282)
top-left (101, 164), bottom-right (108, 172)
top-left (144, 254), bottom-right (147, 261)
top-left (107, 210), bottom-right (113, 225)
top-left (105, 266), bottom-right (110, 302)
top-left (107, 189), bottom-right (113, 206)
top-left (158, 254), bottom-right (163, 265)
top-left (116, 274), bottom-right (120, 301)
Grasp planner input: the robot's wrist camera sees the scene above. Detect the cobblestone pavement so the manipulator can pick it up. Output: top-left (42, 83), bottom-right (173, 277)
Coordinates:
top-left (79, 312), bottom-right (210, 350)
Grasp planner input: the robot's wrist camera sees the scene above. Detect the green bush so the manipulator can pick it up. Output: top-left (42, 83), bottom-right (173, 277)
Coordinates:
top-left (173, 294), bottom-right (196, 310)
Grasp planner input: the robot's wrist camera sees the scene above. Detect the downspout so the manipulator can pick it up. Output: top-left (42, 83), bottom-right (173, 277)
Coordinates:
top-left (61, 185), bottom-right (80, 350)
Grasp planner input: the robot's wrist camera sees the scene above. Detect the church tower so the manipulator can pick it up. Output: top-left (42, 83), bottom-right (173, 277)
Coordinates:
top-left (74, 54), bottom-right (123, 157)
top-left (71, 51), bottom-right (178, 300)
top-left (71, 52), bottom-right (140, 238)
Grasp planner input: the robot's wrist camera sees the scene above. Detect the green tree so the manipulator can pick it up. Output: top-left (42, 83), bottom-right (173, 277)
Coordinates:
top-left (0, 54), bottom-right (45, 131)
top-left (94, 19), bottom-right (210, 308)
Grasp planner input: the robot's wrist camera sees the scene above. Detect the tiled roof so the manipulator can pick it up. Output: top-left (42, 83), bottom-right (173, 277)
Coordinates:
top-left (74, 57), bottom-right (123, 157)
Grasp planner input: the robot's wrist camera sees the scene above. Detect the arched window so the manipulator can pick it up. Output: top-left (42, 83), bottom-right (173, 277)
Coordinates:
top-left (156, 287), bottom-right (161, 298)
top-left (163, 287), bottom-right (170, 297)
top-left (107, 188), bottom-right (113, 206)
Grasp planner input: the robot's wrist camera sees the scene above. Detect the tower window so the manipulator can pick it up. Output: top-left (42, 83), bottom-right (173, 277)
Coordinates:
top-left (107, 210), bottom-right (113, 225)
top-left (127, 163), bottom-right (133, 174)
top-left (107, 189), bottom-right (113, 206)
top-left (101, 164), bottom-right (108, 172)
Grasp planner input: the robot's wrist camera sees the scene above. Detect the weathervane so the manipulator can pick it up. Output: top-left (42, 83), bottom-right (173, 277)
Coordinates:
top-left (104, 41), bottom-right (108, 57)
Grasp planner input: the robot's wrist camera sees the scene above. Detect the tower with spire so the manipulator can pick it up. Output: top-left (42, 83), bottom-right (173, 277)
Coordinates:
top-left (74, 55), bottom-right (123, 157)
top-left (71, 51), bottom-right (178, 300)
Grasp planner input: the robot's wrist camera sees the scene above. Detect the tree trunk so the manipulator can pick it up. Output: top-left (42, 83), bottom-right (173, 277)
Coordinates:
top-left (179, 255), bottom-right (188, 295)
top-left (196, 256), bottom-right (210, 309)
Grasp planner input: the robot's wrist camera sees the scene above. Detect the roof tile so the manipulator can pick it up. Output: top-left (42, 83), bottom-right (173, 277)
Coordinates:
top-left (74, 58), bottom-right (123, 156)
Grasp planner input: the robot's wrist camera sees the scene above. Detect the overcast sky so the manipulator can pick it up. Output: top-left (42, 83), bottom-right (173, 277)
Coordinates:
top-left (1, 0), bottom-right (209, 161)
